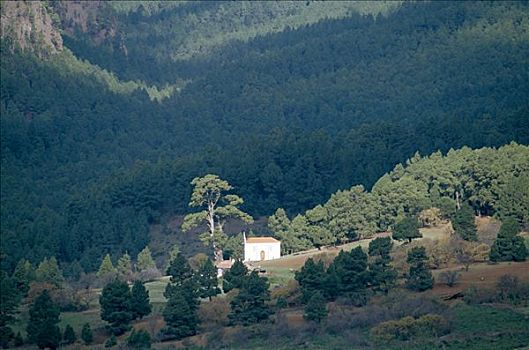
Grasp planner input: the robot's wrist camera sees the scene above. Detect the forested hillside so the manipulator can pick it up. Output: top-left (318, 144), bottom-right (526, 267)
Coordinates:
top-left (267, 143), bottom-right (529, 254)
top-left (1, 1), bottom-right (528, 271)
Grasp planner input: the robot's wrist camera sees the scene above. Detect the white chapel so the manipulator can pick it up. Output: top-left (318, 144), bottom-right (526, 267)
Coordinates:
top-left (243, 233), bottom-right (281, 262)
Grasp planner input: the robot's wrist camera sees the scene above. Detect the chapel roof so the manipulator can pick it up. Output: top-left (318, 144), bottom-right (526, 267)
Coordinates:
top-left (245, 237), bottom-right (280, 244)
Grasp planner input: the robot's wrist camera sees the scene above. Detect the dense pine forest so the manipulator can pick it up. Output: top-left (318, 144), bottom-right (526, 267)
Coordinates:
top-left (1, 1), bottom-right (528, 272)
top-left (1, 1), bottom-right (529, 349)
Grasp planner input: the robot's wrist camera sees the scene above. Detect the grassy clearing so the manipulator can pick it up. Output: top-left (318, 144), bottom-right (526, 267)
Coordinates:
top-left (262, 266), bottom-right (295, 288)
top-left (60, 309), bottom-right (105, 332)
top-left (145, 277), bottom-right (170, 305)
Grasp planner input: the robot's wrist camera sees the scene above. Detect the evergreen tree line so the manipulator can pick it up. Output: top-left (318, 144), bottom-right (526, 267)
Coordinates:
top-left (297, 238), bottom-right (434, 323)
top-left (268, 143), bottom-right (529, 253)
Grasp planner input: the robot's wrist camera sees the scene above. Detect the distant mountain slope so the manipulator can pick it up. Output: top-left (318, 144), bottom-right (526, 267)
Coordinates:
top-left (167, 1), bottom-right (529, 134)
top-left (59, 1), bottom-right (400, 82)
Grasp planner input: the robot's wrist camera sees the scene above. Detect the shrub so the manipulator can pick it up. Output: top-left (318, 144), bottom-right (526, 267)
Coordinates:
top-left (198, 296), bottom-right (230, 330)
top-left (276, 296), bottom-right (287, 309)
top-left (303, 292), bottom-right (327, 323)
top-left (463, 285), bottom-right (497, 305)
top-left (371, 314), bottom-right (449, 342)
top-left (439, 270), bottom-right (460, 287)
top-left (137, 268), bottom-right (162, 283)
top-left (105, 335), bottom-right (117, 348)
top-left (81, 323), bottom-right (93, 345)
top-left (496, 274), bottom-right (529, 304)
top-left (127, 329), bottom-right (151, 349)
top-left (63, 324), bottom-right (76, 344)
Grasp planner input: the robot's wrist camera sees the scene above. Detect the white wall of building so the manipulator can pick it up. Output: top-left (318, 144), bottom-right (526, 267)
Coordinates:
top-left (244, 242), bottom-right (281, 262)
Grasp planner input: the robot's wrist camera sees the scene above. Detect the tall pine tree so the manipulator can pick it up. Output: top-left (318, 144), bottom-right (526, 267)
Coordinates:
top-left (26, 290), bottom-right (61, 349)
top-left (331, 247), bottom-right (370, 305)
top-left (295, 258), bottom-right (326, 302)
top-left (130, 281), bottom-right (151, 319)
top-left (0, 271), bottom-right (21, 348)
top-left (137, 247), bottom-right (156, 272)
top-left (303, 291), bottom-right (327, 323)
top-left (406, 247), bottom-right (434, 291)
top-left (368, 237), bottom-right (397, 294)
top-left (222, 259), bottom-right (248, 293)
top-left (490, 217), bottom-right (528, 262)
top-left (99, 280), bottom-right (133, 335)
top-left (392, 216), bottom-right (422, 243)
top-left (162, 283), bottom-right (199, 340)
top-left (117, 252), bottom-right (132, 281)
top-left (453, 203), bottom-right (477, 241)
top-left (196, 259), bottom-right (220, 300)
top-left (97, 254), bottom-right (116, 279)
top-left (229, 271), bottom-right (272, 325)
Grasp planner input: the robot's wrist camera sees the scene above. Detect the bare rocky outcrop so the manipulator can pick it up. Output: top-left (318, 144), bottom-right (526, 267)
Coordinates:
top-left (0, 0), bottom-right (63, 56)
top-left (53, 0), bottom-right (118, 45)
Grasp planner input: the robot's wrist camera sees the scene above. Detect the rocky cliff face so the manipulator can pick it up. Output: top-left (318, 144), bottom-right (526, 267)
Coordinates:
top-left (0, 1), bottom-right (63, 56)
top-left (52, 0), bottom-right (117, 44)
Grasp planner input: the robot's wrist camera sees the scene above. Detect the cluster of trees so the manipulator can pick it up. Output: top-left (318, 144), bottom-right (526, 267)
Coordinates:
top-left (296, 238), bottom-right (434, 323)
top-left (0, 283), bottom-right (95, 349)
top-left (99, 280), bottom-right (151, 335)
top-left (269, 143), bottom-right (529, 253)
top-left (2, 1), bottom-right (529, 275)
top-left (161, 254), bottom-right (271, 340)
top-left (96, 246), bottom-right (161, 283)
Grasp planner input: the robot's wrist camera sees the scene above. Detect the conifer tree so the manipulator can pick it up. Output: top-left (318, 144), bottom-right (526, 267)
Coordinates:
top-left (338, 247), bottom-right (370, 305)
top-left (97, 254), bottom-right (117, 278)
top-left (35, 257), bottom-right (64, 287)
top-left (303, 291), bottom-right (327, 323)
top-left (222, 259), bottom-right (248, 292)
top-left (12, 259), bottom-right (35, 295)
top-left (117, 252), bottom-right (132, 280)
top-left (13, 332), bottom-right (23, 347)
top-left (512, 236), bottom-right (529, 262)
top-left (166, 243), bottom-right (180, 270)
top-left (130, 280), bottom-right (151, 319)
top-left (0, 271), bottom-right (21, 348)
top-left (162, 283), bottom-right (199, 340)
top-left (368, 237), bottom-right (397, 294)
top-left (295, 258), bottom-right (326, 302)
top-left (490, 217), bottom-right (528, 262)
top-left (229, 271), bottom-right (271, 325)
top-left (127, 329), bottom-right (151, 349)
top-left (197, 259), bottom-right (220, 300)
top-left (182, 174), bottom-right (253, 262)
top-left (268, 208), bottom-right (306, 254)
top-left (105, 335), bottom-right (117, 348)
top-left (406, 247), bottom-right (434, 291)
top-left (99, 280), bottom-right (133, 335)
top-left (81, 323), bottom-right (93, 345)
top-left (63, 324), bottom-right (76, 344)
top-left (137, 247), bottom-right (156, 272)
top-left (323, 262), bottom-right (340, 301)
top-left (26, 290), bottom-right (61, 349)
top-left (166, 253), bottom-right (193, 285)
top-left (268, 208), bottom-right (291, 240)
top-left (164, 253), bottom-right (197, 309)
top-left (392, 216), bottom-right (422, 243)
top-left (453, 203), bottom-right (477, 241)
